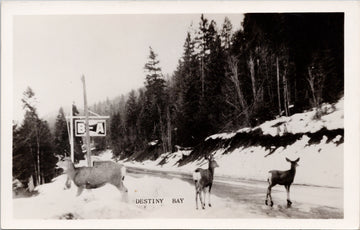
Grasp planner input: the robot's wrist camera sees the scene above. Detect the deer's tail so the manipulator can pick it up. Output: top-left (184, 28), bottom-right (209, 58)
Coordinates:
top-left (267, 171), bottom-right (272, 184)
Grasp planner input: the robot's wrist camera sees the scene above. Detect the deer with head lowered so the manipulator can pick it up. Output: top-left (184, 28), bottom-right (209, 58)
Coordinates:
top-left (57, 158), bottom-right (128, 197)
top-left (265, 157), bottom-right (300, 207)
top-left (192, 154), bottom-right (219, 209)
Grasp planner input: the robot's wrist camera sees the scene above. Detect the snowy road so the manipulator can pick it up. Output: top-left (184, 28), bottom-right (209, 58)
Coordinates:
top-left (126, 167), bottom-right (343, 219)
top-left (13, 167), bottom-right (343, 219)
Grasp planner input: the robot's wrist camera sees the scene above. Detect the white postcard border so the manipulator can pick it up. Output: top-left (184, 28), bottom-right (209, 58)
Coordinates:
top-left (1, 1), bottom-right (359, 229)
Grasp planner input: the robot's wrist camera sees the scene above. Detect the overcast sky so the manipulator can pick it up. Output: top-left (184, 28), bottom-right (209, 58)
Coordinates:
top-left (13, 14), bottom-right (244, 122)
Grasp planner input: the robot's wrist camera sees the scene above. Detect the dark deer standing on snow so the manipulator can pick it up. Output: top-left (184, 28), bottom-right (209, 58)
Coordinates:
top-left (265, 157), bottom-right (300, 207)
top-left (193, 155), bottom-right (219, 209)
top-left (57, 158), bottom-right (128, 196)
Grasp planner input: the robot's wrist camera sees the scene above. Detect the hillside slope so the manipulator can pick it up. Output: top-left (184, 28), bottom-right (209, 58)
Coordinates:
top-left (123, 98), bottom-right (344, 188)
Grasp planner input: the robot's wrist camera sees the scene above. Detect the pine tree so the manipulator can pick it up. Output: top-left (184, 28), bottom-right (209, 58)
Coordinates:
top-left (13, 87), bottom-right (57, 187)
top-left (221, 17), bottom-right (233, 50)
top-left (110, 112), bottom-right (125, 158)
top-left (172, 31), bottom-right (202, 146)
top-left (143, 47), bottom-right (167, 149)
top-left (37, 119), bottom-right (57, 183)
top-left (13, 123), bottom-right (34, 185)
top-left (125, 90), bottom-right (138, 130)
top-left (54, 107), bottom-right (70, 157)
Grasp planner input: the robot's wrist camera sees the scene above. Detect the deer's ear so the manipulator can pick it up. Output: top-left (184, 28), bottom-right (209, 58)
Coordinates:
top-left (55, 155), bottom-right (62, 161)
top-left (286, 157), bottom-right (291, 162)
top-left (295, 157), bottom-right (300, 162)
top-left (63, 157), bottom-right (71, 161)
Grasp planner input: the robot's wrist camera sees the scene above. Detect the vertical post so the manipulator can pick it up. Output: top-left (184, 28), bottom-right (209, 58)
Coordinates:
top-left (70, 104), bottom-right (74, 162)
top-left (81, 75), bottom-right (91, 166)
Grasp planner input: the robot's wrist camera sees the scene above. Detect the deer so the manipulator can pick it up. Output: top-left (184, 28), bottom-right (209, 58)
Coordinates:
top-left (192, 154), bottom-right (219, 209)
top-left (265, 157), bottom-right (300, 208)
top-left (57, 158), bottom-right (128, 197)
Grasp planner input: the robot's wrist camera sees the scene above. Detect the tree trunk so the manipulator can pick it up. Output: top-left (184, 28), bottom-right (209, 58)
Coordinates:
top-left (307, 67), bottom-right (317, 107)
top-left (282, 69), bottom-right (289, 116)
top-left (201, 57), bottom-right (205, 99)
top-left (276, 57), bottom-right (281, 116)
top-left (294, 79), bottom-right (297, 105)
top-left (36, 135), bottom-right (41, 185)
top-left (28, 175), bottom-right (35, 192)
top-left (248, 55), bottom-right (257, 102)
top-left (29, 145), bottom-right (39, 186)
top-left (41, 170), bottom-right (45, 184)
top-left (228, 56), bottom-right (250, 126)
top-left (166, 107), bottom-right (172, 152)
top-left (157, 105), bottom-right (167, 153)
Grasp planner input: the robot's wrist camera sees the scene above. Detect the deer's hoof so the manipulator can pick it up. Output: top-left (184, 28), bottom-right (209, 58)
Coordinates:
top-left (287, 200), bottom-right (292, 207)
top-left (265, 200), bottom-right (268, 206)
top-left (209, 204), bottom-right (212, 207)
top-left (270, 201), bottom-right (274, 207)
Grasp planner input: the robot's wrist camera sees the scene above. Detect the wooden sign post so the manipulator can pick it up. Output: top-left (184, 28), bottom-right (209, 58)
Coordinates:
top-left (81, 75), bottom-right (92, 167)
top-left (66, 76), bottom-right (109, 166)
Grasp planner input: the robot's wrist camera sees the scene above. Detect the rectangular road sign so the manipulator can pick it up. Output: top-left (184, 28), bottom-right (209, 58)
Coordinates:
top-left (75, 119), bottom-right (106, 137)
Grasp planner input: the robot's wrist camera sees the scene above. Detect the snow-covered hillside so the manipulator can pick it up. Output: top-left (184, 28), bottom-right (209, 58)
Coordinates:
top-left (123, 98), bottom-right (344, 188)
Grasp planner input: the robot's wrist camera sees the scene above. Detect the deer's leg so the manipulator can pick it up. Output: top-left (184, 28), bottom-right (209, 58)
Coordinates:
top-left (265, 185), bottom-right (270, 205)
top-left (266, 184), bottom-right (274, 207)
top-left (76, 186), bottom-right (84, 196)
top-left (286, 185), bottom-right (292, 207)
top-left (195, 185), bottom-right (199, 210)
top-left (195, 190), bottom-right (199, 209)
top-left (114, 183), bottom-right (129, 202)
top-left (199, 189), bottom-right (205, 209)
top-left (208, 184), bottom-right (212, 207)
top-left (203, 188), bottom-right (207, 207)
top-left (64, 176), bottom-right (71, 189)
top-left (116, 182), bottom-right (128, 193)
top-left (202, 189), bottom-right (206, 209)
top-left (265, 174), bottom-right (271, 206)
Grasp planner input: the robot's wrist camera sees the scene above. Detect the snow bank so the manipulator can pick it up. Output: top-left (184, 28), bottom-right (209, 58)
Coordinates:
top-left (124, 136), bottom-right (343, 188)
top-left (14, 173), bottom-right (142, 219)
top-left (13, 173), bottom-right (269, 219)
top-left (213, 136), bottom-right (343, 187)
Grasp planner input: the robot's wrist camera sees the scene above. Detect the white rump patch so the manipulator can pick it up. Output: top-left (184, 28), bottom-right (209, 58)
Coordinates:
top-left (193, 172), bottom-right (201, 181)
top-left (121, 166), bottom-right (127, 178)
top-left (267, 173), bottom-right (272, 184)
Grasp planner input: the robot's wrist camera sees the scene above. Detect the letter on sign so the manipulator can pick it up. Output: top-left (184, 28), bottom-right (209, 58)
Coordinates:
top-left (75, 120), bottom-right (106, 136)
